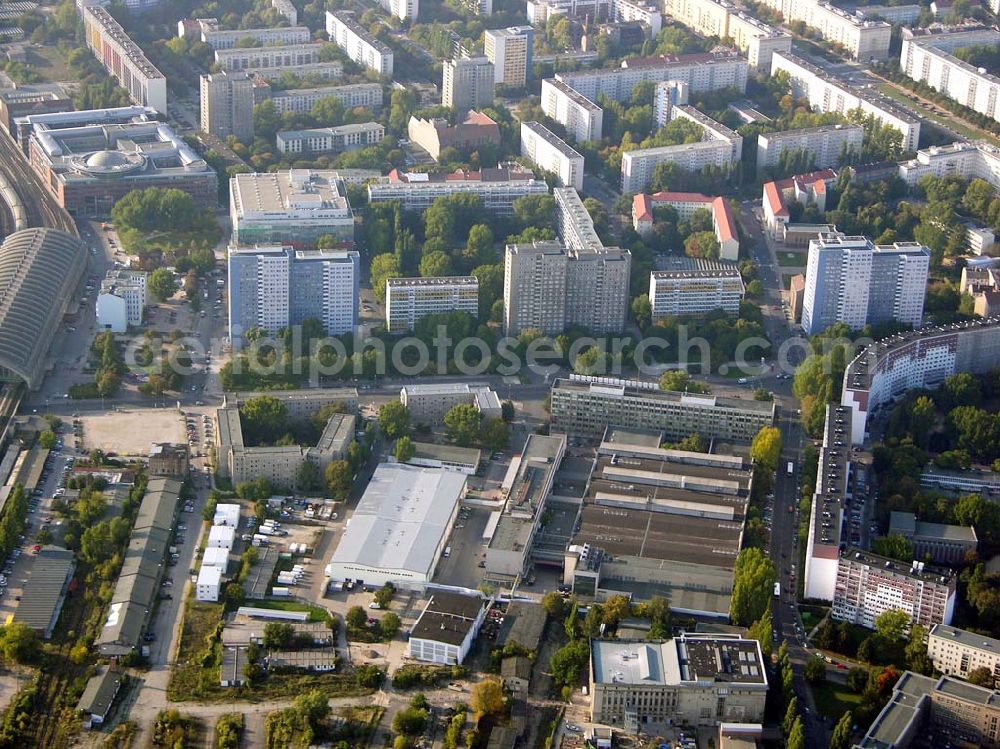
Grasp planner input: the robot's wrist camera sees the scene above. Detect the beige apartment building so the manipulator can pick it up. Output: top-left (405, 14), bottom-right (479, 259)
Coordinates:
top-left (928, 625), bottom-right (1000, 682)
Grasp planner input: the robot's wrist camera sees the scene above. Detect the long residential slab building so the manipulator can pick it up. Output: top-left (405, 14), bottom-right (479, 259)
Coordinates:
top-left (663, 0), bottom-right (792, 71)
top-left (841, 316), bottom-right (1000, 445)
top-left (901, 26), bottom-right (1000, 125)
top-left (520, 121), bottom-right (585, 191)
top-left (326, 11), bottom-right (394, 76)
top-left (550, 375), bottom-right (775, 440)
top-left (81, 5), bottom-right (167, 113)
top-left (756, 123), bottom-right (863, 174)
top-left (214, 43), bottom-right (326, 72)
top-left (648, 257), bottom-right (745, 319)
top-left (267, 83), bottom-right (384, 114)
top-left (771, 51), bottom-right (920, 151)
top-left (367, 167), bottom-right (548, 213)
top-left (898, 141), bottom-right (1000, 190)
top-left (180, 18), bottom-right (312, 49)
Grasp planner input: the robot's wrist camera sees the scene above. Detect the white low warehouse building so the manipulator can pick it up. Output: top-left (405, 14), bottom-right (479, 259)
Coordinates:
top-left (196, 565), bottom-right (223, 601)
top-left (214, 503), bottom-right (241, 527)
top-left (208, 525), bottom-right (236, 550)
top-left (325, 463), bottom-right (466, 587)
top-left (408, 591), bottom-right (487, 664)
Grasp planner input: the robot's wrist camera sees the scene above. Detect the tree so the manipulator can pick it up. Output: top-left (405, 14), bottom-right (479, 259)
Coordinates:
top-left (374, 584), bottom-right (394, 609)
top-left (239, 396), bottom-right (288, 445)
top-left (748, 607), bottom-right (773, 661)
top-left (874, 609), bottom-right (909, 644)
top-left (542, 591), bottom-right (567, 619)
top-left (804, 656), bottom-right (826, 684)
top-left (0, 622), bottom-right (39, 663)
top-left (444, 404), bottom-right (481, 446)
top-left (38, 430), bottom-right (56, 449)
top-left (149, 268), bottom-right (177, 301)
top-left (370, 253), bottom-right (402, 304)
top-left (263, 622), bottom-right (295, 649)
top-left (549, 638), bottom-right (589, 685)
top-left (470, 679), bottom-right (506, 718)
top-left (345, 605), bottom-right (368, 630)
top-left (847, 666), bottom-right (870, 693)
top-left (856, 636), bottom-right (874, 663)
top-left (378, 402), bottom-right (411, 439)
top-left (419, 250), bottom-right (453, 277)
top-left (968, 666), bottom-right (995, 688)
top-left (872, 534), bottom-right (914, 562)
top-left (325, 460), bottom-right (353, 500)
top-left (393, 706), bottom-right (428, 735)
top-left (465, 224), bottom-right (494, 265)
top-left (830, 711), bottom-right (853, 749)
top-left (684, 231), bottom-right (719, 259)
top-left (602, 595), bottom-right (631, 629)
top-left (631, 294), bottom-right (652, 330)
top-left (381, 612), bottom-right (401, 639)
top-left (512, 194), bottom-right (555, 230)
top-left (782, 697), bottom-right (798, 735)
top-left (394, 436), bottom-right (415, 463)
top-left (294, 689), bottom-right (331, 728)
top-left (750, 426), bottom-right (782, 472)
top-left (787, 716), bottom-right (805, 749)
top-left (480, 418), bottom-right (510, 452)
top-left (658, 370), bottom-right (709, 393)
top-left (730, 547), bottom-right (776, 626)
top-left (298, 460), bottom-right (322, 491)
top-left (501, 400), bottom-right (515, 422)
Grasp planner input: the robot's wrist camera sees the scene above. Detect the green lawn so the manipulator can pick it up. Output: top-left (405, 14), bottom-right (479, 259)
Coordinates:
top-left (876, 83), bottom-right (1000, 147)
top-left (248, 598), bottom-right (331, 623)
top-left (776, 251), bottom-right (806, 267)
top-left (812, 681), bottom-right (862, 721)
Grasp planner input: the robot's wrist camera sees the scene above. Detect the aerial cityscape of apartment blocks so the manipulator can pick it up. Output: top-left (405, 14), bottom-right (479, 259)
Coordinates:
top-left (648, 258), bottom-right (746, 320)
top-left (801, 232), bottom-right (930, 335)
top-left (230, 170), bottom-right (356, 249)
top-left (901, 26), bottom-right (1000, 125)
top-left (756, 123), bottom-right (863, 174)
top-left (663, 0), bottom-right (792, 70)
top-left (484, 26), bottom-right (533, 88)
top-left (81, 5), bottom-right (167, 113)
top-left (367, 168), bottom-right (548, 213)
top-left (519, 121), bottom-right (585, 191)
top-left (832, 549), bottom-right (956, 630)
top-left (200, 71), bottom-right (254, 142)
top-left (385, 277), bottom-right (480, 333)
top-left (326, 11), bottom-right (395, 76)
top-left (503, 241), bottom-right (632, 335)
top-left (442, 56), bottom-right (495, 110)
top-left (770, 51), bottom-right (921, 151)
top-left (755, 0), bottom-right (891, 59)
top-left (228, 246), bottom-right (359, 340)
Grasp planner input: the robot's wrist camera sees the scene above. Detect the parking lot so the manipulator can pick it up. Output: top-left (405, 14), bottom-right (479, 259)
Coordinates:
top-left (78, 409), bottom-right (187, 458)
top-left (431, 504), bottom-right (491, 590)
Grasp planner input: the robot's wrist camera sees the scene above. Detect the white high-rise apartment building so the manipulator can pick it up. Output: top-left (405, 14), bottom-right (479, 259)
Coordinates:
top-left (326, 12), bottom-right (394, 76)
top-left (484, 26), bottom-right (533, 88)
top-left (442, 56), bottom-right (494, 110)
top-left (756, 123), bottom-right (863, 174)
top-left (901, 26), bottom-right (1000, 125)
top-left (540, 78), bottom-right (604, 142)
top-left (771, 51), bottom-right (920, 151)
top-left (375, 0), bottom-right (419, 21)
top-left (755, 0), bottom-right (891, 60)
top-left (503, 241), bottom-right (632, 335)
top-left (801, 233), bottom-right (930, 335)
top-left (663, 0), bottom-right (792, 71)
top-left (520, 121), bottom-right (585, 191)
top-left (385, 277), bottom-right (479, 332)
top-left (833, 550), bottom-right (956, 630)
top-left (227, 246), bottom-right (359, 341)
top-left (81, 5), bottom-right (167, 113)
top-left (200, 71), bottom-right (254, 142)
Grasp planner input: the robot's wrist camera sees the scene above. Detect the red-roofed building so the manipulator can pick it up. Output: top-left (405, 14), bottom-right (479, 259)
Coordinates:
top-left (761, 169), bottom-right (837, 239)
top-left (632, 191), bottom-right (739, 260)
top-left (407, 111), bottom-right (501, 161)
